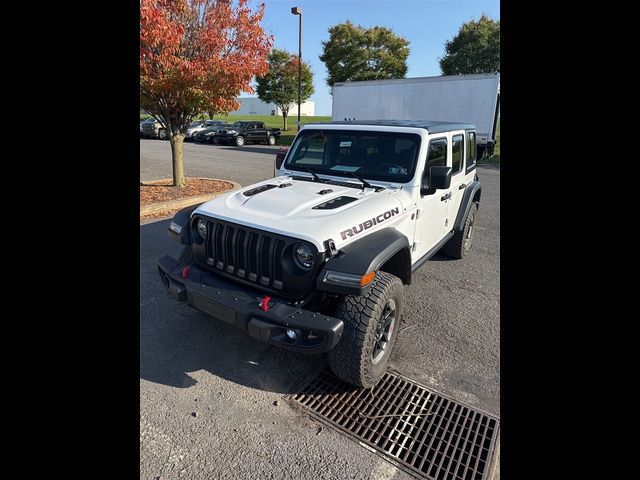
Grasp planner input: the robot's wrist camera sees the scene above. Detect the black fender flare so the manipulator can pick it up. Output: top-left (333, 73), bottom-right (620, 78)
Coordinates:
top-left (454, 181), bottom-right (481, 232)
top-left (317, 228), bottom-right (411, 296)
top-left (167, 204), bottom-right (202, 245)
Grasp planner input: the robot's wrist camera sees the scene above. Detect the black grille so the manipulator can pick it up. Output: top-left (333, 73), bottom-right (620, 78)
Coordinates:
top-left (289, 369), bottom-right (499, 480)
top-left (205, 220), bottom-right (285, 289)
top-left (192, 217), bottom-right (321, 299)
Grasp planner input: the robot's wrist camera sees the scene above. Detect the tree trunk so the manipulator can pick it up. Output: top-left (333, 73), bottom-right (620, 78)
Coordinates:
top-left (282, 111), bottom-right (288, 131)
top-left (170, 133), bottom-right (186, 187)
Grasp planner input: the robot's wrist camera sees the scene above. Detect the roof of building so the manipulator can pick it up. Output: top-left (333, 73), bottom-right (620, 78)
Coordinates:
top-left (305, 119), bottom-right (476, 133)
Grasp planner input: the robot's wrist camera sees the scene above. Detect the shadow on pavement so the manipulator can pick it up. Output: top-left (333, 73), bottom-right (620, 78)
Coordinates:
top-left (428, 252), bottom-right (457, 262)
top-left (140, 218), bottom-right (324, 394)
top-left (216, 145), bottom-right (281, 156)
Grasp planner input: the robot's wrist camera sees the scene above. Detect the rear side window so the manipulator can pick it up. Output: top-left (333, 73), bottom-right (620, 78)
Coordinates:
top-left (423, 138), bottom-right (447, 184)
top-left (466, 132), bottom-right (476, 173)
top-left (452, 134), bottom-right (464, 174)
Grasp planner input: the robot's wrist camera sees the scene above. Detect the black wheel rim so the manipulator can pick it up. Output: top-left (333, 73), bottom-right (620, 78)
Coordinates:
top-left (371, 299), bottom-right (397, 364)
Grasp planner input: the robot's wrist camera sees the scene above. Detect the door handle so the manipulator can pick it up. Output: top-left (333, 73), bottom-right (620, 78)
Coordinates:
top-left (440, 192), bottom-right (452, 201)
top-left (459, 183), bottom-right (467, 190)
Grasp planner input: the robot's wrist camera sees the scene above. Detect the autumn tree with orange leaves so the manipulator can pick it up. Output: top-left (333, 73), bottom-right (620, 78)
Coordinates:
top-left (140, 0), bottom-right (273, 187)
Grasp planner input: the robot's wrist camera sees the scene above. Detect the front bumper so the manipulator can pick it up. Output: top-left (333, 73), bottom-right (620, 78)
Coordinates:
top-left (158, 255), bottom-right (344, 355)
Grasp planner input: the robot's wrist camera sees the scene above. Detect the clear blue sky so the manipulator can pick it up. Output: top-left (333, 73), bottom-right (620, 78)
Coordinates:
top-left (243, 0), bottom-right (499, 116)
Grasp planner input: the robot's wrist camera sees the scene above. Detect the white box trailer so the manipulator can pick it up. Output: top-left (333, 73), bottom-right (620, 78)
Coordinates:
top-left (332, 73), bottom-right (500, 156)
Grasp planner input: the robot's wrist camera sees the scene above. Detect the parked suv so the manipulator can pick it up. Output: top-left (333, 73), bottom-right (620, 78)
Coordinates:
top-left (141, 118), bottom-right (166, 140)
top-left (159, 120), bottom-right (481, 387)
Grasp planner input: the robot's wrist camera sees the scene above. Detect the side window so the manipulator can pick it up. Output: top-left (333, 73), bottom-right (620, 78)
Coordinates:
top-left (452, 134), bottom-right (464, 175)
top-left (422, 138), bottom-right (447, 185)
top-left (466, 131), bottom-right (476, 172)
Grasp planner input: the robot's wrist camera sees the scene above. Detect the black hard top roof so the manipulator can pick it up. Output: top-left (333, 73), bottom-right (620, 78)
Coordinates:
top-left (305, 119), bottom-right (476, 134)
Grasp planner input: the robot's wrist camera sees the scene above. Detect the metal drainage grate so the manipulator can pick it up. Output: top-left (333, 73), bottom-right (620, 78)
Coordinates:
top-left (290, 369), bottom-right (499, 480)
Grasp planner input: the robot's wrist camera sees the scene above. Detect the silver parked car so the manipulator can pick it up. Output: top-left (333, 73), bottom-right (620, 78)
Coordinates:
top-left (186, 120), bottom-right (226, 140)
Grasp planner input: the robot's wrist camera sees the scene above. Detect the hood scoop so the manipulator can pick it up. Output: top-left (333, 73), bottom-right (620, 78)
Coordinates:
top-left (312, 196), bottom-right (358, 210)
top-left (243, 184), bottom-right (277, 197)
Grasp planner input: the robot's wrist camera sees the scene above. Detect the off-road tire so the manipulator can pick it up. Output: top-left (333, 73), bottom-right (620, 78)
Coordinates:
top-left (443, 202), bottom-right (478, 259)
top-left (328, 271), bottom-right (404, 388)
top-left (235, 135), bottom-right (245, 146)
top-left (268, 135), bottom-right (277, 145)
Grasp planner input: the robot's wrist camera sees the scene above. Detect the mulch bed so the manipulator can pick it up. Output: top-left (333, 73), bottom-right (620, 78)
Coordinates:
top-left (140, 177), bottom-right (234, 207)
top-left (140, 177), bottom-right (235, 221)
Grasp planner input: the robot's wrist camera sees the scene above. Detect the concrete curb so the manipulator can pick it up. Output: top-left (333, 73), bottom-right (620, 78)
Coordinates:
top-left (140, 178), bottom-right (241, 216)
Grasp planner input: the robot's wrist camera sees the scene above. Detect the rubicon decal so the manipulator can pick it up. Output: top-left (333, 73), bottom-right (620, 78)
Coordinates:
top-left (340, 207), bottom-right (400, 240)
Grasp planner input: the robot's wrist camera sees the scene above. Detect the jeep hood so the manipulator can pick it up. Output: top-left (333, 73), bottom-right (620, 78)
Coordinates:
top-left (192, 176), bottom-right (409, 251)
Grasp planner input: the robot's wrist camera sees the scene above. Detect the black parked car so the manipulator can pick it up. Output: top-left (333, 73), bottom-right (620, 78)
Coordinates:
top-left (193, 123), bottom-right (231, 143)
top-left (186, 120), bottom-right (226, 141)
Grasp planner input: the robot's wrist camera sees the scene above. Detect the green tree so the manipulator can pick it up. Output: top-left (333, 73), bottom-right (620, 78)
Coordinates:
top-left (320, 21), bottom-right (409, 91)
top-left (439, 15), bottom-right (500, 75)
top-left (256, 49), bottom-right (314, 131)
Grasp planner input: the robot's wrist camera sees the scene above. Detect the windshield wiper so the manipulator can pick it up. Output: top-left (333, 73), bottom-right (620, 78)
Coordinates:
top-left (348, 172), bottom-right (381, 191)
top-left (303, 166), bottom-right (327, 183)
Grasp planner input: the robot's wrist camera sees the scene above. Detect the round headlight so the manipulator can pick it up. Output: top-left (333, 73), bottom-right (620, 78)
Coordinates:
top-left (196, 218), bottom-right (207, 238)
top-left (293, 243), bottom-right (314, 270)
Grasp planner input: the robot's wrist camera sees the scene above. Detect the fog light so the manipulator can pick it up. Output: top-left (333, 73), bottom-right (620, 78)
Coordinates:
top-left (286, 329), bottom-right (297, 340)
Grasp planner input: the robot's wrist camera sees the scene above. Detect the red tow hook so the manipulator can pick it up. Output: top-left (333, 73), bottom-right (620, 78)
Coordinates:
top-left (181, 265), bottom-right (191, 279)
top-left (258, 296), bottom-right (271, 312)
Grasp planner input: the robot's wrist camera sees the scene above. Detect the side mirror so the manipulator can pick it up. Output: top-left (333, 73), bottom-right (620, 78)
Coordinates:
top-left (275, 147), bottom-right (288, 173)
top-left (421, 166), bottom-right (452, 195)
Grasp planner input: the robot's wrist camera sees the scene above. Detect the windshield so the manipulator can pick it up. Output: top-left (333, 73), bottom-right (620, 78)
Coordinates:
top-left (284, 129), bottom-right (421, 183)
top-left (231, 122), bottom-right (249, 128)
top-left (189, 121), bottom-right (203, 128)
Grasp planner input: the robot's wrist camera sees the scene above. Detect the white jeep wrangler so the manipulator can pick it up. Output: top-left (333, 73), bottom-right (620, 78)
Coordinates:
top-left (158, 120), bottom-right (481, 388)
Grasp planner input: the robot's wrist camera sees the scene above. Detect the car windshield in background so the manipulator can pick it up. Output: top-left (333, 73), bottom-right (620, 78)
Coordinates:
top-left (231, 122), bottom-right (250, 128)
top-left (190, 121), bottom-right (204, 127)
top-left (284, 129), bottom-right (421, 183)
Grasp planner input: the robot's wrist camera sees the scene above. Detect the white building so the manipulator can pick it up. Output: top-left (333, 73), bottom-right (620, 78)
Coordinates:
top-left (231, 97), bottom-right (315, 116)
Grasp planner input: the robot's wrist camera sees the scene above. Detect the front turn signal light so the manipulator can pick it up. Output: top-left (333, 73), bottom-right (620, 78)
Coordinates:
top-left (360, 271), bottom-right (376, 287)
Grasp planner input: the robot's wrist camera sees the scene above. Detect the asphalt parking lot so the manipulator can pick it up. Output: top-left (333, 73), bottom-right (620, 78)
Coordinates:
top-left (140, 138), bottom-right (500, 479)
top-left (140, 138), bottom-right (281, 186)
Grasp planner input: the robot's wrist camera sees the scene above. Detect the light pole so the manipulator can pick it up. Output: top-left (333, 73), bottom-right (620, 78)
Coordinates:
top-left (291, 6), bottom-right (302, 132)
